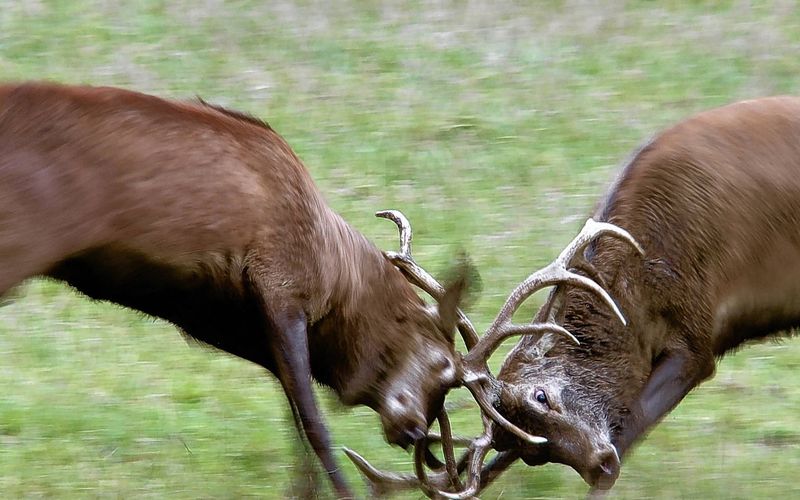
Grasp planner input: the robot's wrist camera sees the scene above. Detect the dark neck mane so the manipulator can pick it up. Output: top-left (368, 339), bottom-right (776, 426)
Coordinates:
top-left (195, 98), bottom-right (273, 131)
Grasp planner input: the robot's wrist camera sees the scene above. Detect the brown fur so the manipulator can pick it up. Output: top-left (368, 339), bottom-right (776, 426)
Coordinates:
top-left (0, 82), bottom-right (466, 498)
top-left (495, 96), bottom-right (800, 490)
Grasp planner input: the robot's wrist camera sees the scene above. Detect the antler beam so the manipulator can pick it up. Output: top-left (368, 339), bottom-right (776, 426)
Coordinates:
top-left (376, 210), bottom-right (481, 349)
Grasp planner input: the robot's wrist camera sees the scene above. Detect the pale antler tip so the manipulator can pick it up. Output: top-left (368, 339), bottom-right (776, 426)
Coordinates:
top-left (585, 218), bottom-right (645, 256)
top-left (376, 209), bottom-right (412, 256)
top-left (342, 447), bottom-right (373, 475)
top-left (542, 323), bottom-right (580, 345)
top-left (341, 446), bottom-right (360, 463)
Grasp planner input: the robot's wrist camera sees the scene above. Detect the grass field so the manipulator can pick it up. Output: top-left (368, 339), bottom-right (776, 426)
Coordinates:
top-left (2, 1), bottom-right (800, 498)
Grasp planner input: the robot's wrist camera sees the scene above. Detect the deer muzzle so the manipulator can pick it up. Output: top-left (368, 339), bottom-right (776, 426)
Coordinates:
top-left (581, 445), bottom-right (620, 490)
top-left (379, 388), bottom-right (429, 449)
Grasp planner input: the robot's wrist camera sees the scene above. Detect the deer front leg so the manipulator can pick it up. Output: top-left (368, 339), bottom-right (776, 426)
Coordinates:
top-left (252, 283), bottom-right (352, 499)
top-left (615, 347), bottom-right (715, 459)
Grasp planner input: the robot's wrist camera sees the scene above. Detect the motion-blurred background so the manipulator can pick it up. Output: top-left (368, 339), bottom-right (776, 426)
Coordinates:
top-left (1, 1), bottom-right (799, 498)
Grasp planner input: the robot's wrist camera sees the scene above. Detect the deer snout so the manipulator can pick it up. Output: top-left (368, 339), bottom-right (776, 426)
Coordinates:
top-left (379, 390), bottom-right (427, 449)
top-left (582, 446), bottom-right (620, 490)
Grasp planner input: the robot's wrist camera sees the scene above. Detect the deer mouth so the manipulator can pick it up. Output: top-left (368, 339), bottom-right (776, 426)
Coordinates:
top-left (379, 393), bottom-right (428, 449)
top-left (379, 384), bottom-right (447, 449)
top-left (514, 437), bottom-right (620, 490)
top-left (381, 418), bottom-right (426, 449)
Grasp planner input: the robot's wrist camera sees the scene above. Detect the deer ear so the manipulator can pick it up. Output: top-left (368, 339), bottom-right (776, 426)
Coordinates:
top-left (437, 252), bottom-right (481, 337)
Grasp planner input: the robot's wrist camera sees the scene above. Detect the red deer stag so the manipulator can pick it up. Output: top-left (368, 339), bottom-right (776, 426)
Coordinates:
top-left (0, 81), bottom-right (476, 498)
top-left (492, 96), bottom-right (800, 491)
top-left (348, 96), bottom-right (800, 497)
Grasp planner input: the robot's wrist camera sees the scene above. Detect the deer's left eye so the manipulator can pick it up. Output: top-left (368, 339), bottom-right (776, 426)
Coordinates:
top-left (534, 389), bottom-right (549, 407)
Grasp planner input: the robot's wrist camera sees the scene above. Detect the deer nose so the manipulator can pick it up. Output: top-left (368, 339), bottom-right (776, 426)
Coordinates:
top-left (585, 446), bottom-right (620, 490)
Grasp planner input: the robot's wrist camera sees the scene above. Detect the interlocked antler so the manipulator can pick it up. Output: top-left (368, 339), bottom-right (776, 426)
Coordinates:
top-left (342, 410), bottom-right (471, 498)
top-left (347, 212), bottom-right (643, 498)
top-left (343, 434), bottom-right (519, 499)
top-left (358, 411), bottom-right (524, 499)
top-left (376, 210), bottom-right (548, 448)
top-left (459, 218), bottom-right (645, 421)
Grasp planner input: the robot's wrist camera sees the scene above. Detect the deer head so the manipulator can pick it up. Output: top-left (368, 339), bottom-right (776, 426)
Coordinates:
top-left (329, 210), bottom-right (475, 450)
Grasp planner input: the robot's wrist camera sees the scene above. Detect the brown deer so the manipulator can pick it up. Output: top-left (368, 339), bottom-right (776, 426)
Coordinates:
top-left (0, 81), bottom-right (475, 498)
top-left (492, 95), bottom-right (800, 491)
top-left (347, 96), bottom-right (800, 498)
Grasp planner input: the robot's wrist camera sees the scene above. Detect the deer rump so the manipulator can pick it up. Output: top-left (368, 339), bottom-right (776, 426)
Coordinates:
top-left (344, 96), bottom-right (800, 499)
top-left (0, 82), bottom-right (473, 499)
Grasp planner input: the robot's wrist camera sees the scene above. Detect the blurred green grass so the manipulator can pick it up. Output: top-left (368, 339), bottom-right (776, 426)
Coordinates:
top-left (1, 1), bottom-right (800, 498)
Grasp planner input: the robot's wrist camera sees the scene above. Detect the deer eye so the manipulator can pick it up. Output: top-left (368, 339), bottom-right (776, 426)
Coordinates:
top-left (534, 389), bottom-right (549, 407)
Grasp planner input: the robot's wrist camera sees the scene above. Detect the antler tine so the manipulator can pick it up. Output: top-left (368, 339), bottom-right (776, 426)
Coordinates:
top-left (463, 218), bottom-right (642, 366)
top-left (464, 322), bottom-right (578, 367)
top-left (413, 437), bottom-right (440, 498)
top-left (437, 410), bottom-right (464, 491)
top-left (412, 413), bottom-right (467, 498)
top-left (375, 209), bottom-right (413, 257)
top-left (436, 415), bottom-right (494, 499)
top-left (343, 447), bottom-right (425, 497)
top-left (580, 218), bottom-right (644, 257)
top-left (376, 210), bottom-right (440, 295)
top-left (425, 431), bottom-right (473, 447)
top-left (376, 210), bottom-right (480, 348)
top-left (462, 377), bottom-right (547, 446)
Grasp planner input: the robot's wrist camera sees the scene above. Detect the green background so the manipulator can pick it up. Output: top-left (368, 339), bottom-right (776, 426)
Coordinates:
top-left (1, 1), bottom-right (799, 498)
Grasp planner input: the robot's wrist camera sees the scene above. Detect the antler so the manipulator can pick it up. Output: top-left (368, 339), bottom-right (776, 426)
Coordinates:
top-left (454, 219), bottom-right (640, 447)
top-left (437, 219), bottom-right (640, 498)
top-left (375, 210), bottom-right (481, 349)
top-left (350, 211), bottom-right (643, 498)
top-left (452, 219), bottom-right (643, 496)
top-left (465, 218), bottom-right (643, 365)
top-left (376, 210), bottom-right (549, 448)
top-left (343, 425), bottom-right (520, 499)
top-left (343, 410), bottom-right (471, 498)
